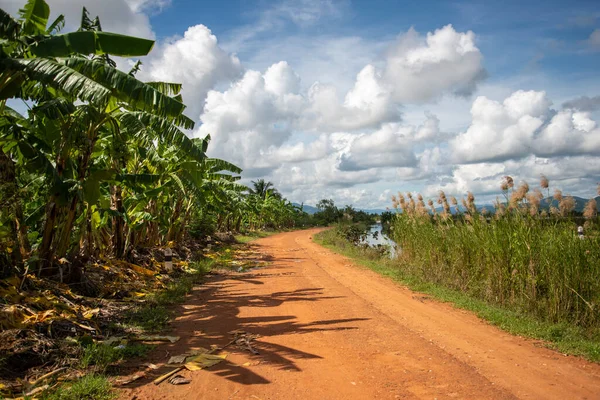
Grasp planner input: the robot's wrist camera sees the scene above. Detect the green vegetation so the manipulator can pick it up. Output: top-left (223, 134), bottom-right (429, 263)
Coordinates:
top-left (315, 226), bottom-right (600, 362)
top-left (235, 231), bottom-right (277, 243)
top-left (127, 258), bottom-right (213, 331)
top-left (390, 178), bottom-right (599, 329)
top-left (80, 342), bottom-right (152, 371)
top-left (0, 1), bottom-right (310, 281)
top-left (43, 374), bottom-right (115, 400)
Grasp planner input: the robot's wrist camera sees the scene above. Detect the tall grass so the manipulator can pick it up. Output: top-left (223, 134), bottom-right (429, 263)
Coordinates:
top-left (390, 178), bottom-right (600, 329)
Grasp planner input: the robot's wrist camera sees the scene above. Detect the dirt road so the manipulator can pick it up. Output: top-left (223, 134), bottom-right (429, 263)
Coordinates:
top-left (122, 229), bottom-right (600, 399)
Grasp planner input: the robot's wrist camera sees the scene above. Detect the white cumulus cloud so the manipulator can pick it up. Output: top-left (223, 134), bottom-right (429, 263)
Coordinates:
top-left (450, 90), bottom-right (600, 163)
top-left (143, 25), bottom-right (243, 120)
top-left (383, 25), bottom-right (486, 102)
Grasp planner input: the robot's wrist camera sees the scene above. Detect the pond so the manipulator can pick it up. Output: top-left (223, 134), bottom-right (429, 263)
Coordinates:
top-left (360, 223), bottom-right (398, 258)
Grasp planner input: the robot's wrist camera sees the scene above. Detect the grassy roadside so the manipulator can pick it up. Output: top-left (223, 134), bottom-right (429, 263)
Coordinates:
top-left (314, 229), bottom-right (600, 363)
top-left (36, 236), bottom-right (274, 400)
top-left (235, 230), bottom-right (278, 244)
top-left (30, 259), bottom-right (214, 400)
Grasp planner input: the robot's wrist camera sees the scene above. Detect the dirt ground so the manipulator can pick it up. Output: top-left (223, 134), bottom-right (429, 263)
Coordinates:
top-left (119, 228), bottom-right (600, 400)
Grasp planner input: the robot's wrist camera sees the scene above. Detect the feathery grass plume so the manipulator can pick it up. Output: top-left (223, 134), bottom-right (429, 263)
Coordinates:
top-left (391, 194), bottom-right (398, 209)
top-left (516, 181), bottom-right (529, 199)
top-left (553, 189), bottom-right (563, 202)
top-left (398, 193), bottom-right (406, 212)
top-left (540, 209), bottom-right (548, 218)
top-left (436, 191), bottom-right (451, 218)
top-left (509, 190), bottom-right (523, 209)
top-left (527, 189), bottom-right (543, 216)
top-left (461, 197), bottom-right (468, 210)
top-left (416, 196), bottom-right (428, 217)
top-left (495, 202), bottom-right (506, 219)
top-left (408, 196), bottom-right (416, 216)
top-left (540, 174), bottom-right (550, 203)
top-left (550, 206), bottom-right (560, 217)
top-left (450, 196), bottom-right (459, 213)
top-left (559, 196), bottom-right (576, 217)
top-left (501, 176), bottom-right (513, 204)
top-left (583, 198), bottom-right (597, 219)
top-left (501, 175), bottom-right (514, 190)
top-left (436, 191), bottom-right (444, 209)
top-left (427, 199), bottom-right (437, 215)
top-left (417, 193), bottom-right (423, 201)
top-left (442, 197), bottom-right (451, 215)
top-left (540, 174), bottom-right (549, 190)
top-left (467, 191), bottom-right (476, 213)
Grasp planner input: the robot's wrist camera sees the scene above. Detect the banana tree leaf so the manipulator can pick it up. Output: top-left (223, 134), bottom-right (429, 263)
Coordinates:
top-left (146, 81), bottom-right (182, 96)
top-left (206, 158), bottom-right (242, 174)
top-left (18, 0), bottom-right (49, 35)
top-left (122, 112), bottom-right (205, 162)
top-left (11, 58), bottom-right (111, 104)
top-left (47, 14), bottom-right (64, 34)
top-left (64, 58), bottom-right (185, 118)
top-left (31, 31), bottom-right (155, 57)
top-left (0, 9), bottom-right (20, 39)
top-left (0, 69), bottom-right (26, 100)
top-left (117, 173), bottom-right (161, 185)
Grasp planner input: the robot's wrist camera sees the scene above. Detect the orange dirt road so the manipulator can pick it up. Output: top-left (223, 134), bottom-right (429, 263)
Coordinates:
top-left (121, 229), bottom-right (600, 400)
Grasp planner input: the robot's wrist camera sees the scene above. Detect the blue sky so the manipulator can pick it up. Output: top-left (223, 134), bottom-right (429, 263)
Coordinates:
top-left (3, 0), bottom-right (600, 208)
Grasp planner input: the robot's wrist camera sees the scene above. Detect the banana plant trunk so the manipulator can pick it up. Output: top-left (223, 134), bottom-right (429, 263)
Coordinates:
top-left (111, 185), bottom-right (125, 258)
top-left (166, 197), bottom-right (184, 242)
top-left (0, 149), bottom-right (24, 273)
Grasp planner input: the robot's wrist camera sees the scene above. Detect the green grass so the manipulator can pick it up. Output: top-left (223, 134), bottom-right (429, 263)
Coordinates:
top-left (128, 304), bottom-right (171, 332)
top-left (127, 259), bottom-right (213, 332)
top-left (235, 230), bottom-right (277, 243)
top-left (79, 343), bottom-right (153, 371)
top-left (43, 374), bottom-right (115, 400)
top-left (314, 229), bottom-right (600, 363)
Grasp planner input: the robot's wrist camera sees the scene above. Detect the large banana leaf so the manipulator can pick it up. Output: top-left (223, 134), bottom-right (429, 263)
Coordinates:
top-left (0, 8), bottom-right (20, 39)
top-left (31, 31), bottom-right (155, 57)
top-left (18, 0), bottom-right (49, 35)
top-left (121, 112), bottom-right (206, 163)
top-left (64, 58), bottom-right (186, 117)
top-left (205, 158), bottom-right (242, 174)
top-left (146, 82), bottom-right (182, 96)
top-left (8, 58), bottom-right (111, 103)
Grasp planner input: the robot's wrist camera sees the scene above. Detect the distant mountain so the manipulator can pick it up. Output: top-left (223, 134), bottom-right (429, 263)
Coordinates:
top-left (359, 208), bottom-right (389, 214)
top-left (292, 196), bottom-right (599, 216)
top-left (292, 203), bottom-right (387, 215)
top-left (292, 203), bottom-right (319, 214)
top-left (538, 196), bottom-right (600, 212)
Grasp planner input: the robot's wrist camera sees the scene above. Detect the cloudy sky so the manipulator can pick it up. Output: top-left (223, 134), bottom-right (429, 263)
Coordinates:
top-left (4, 0), bottom-right (600, 208)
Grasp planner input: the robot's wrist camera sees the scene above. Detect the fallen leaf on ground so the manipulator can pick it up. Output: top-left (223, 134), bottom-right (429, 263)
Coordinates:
top-left (144, 363), bottom-right (159, 370)
top-left (168, 354), bottom-right (187, 364)
top-left (168, 348), bottom-right (211, 364)
top-left (184, 353), bottom-right (227, 371)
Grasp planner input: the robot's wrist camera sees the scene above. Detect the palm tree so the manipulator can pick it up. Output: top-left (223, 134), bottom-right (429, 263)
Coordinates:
top-left (250, 179), bottom-right (281, 200)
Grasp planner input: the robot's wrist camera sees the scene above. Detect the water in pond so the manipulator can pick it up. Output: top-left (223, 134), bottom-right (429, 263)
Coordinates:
top-left (361, 223), bottom-right (398, 258)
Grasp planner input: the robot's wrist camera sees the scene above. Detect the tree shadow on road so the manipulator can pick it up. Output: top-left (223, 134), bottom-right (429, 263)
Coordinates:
top-left (120, 264), bottom-right (369, 388)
